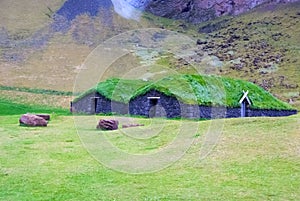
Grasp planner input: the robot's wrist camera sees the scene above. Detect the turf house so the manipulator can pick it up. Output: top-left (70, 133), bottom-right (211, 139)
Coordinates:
top-left (71, 74), bottom-right (297, 119)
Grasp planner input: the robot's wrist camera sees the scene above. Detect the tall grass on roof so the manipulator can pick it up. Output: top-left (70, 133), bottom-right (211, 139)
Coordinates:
top-left (73, 74), bottom-right (294, 110)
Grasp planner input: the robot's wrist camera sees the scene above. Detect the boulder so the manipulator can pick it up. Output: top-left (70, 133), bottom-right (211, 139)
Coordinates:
top-left (19, 114), bottom-right (48, 127)
top-left (96, 119), bottom-right (119, 130)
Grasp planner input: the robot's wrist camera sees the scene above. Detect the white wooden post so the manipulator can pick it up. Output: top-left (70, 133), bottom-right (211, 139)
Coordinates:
top-left (239, 90), bottom-right (250, 118)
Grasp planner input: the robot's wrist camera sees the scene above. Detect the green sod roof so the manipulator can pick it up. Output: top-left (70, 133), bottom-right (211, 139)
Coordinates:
top-left (73, 74), bottom-right (294, 110)
top-left (73, 77), bottom-right (149, 103)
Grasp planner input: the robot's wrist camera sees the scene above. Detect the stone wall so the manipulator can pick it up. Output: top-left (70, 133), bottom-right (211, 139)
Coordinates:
top-left (181, 104), bottom-right (297, 119)
top-left (73, 91), bottom-right (297, 118)
top-left (111, 101), bottom-right (129, 115)
top-left (95, 95), bottom-right (112, 114)
top-left (72, 92), bottom-right (129, 115)
top-left (72, 92), bottom-right (97, 114)
top-left (247, 108), bottom-right (297, 117)
top-left (129, 90), bottom-right (181, 118)
top-left (181, 104), bottom-right (241, 119)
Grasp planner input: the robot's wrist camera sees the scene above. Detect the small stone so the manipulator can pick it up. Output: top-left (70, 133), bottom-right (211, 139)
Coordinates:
top-left (196, 39), bottom-right (207, 45)
top-left (122, 124), bottom-right (144, 129)
top-left (96, 119), bottom-right (119, 130)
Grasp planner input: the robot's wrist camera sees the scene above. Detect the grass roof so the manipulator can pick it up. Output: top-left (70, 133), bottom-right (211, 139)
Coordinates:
top-left (73, 78), bottom-right (149, 103)
top-left (73, 75), bottom-right (295, 110)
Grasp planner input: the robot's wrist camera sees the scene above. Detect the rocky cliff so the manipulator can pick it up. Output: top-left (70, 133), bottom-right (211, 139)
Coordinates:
top-left (140, 0), bottom-right (299, 23)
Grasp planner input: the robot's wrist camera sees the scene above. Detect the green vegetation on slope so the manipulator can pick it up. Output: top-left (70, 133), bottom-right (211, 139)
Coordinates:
top-left (1, 1), bottom-right (299, 110)
top-left (0, 98), bottom-right (69, 115)
top-left (0, 85), bottom-right (73, 96)
top-left (195, 2), bottom-right (300, 107)
top-left (74, 74), bottom-right (294, 110)
top-left (0, 89), bottom-right (72, 109)
top-left (73, 77), bottom-right (150, 103)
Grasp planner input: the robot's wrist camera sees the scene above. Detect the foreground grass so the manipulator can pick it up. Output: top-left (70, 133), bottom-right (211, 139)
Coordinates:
top-left (0, 114), bottom-right (299, 200)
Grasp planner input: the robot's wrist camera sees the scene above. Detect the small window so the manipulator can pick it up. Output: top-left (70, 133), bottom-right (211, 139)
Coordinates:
top-left (148, 97), bottom-right (160, 105)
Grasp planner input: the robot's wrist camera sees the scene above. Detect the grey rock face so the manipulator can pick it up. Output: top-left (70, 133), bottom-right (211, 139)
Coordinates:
top-left (141, 0), bottom-right (299, 23)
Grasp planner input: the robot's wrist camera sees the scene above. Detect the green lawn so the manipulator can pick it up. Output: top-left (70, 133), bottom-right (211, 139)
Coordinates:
top-left (0, 113), bottom-right (299, 200)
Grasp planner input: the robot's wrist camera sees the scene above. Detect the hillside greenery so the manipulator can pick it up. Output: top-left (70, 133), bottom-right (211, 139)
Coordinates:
top-left (194, 2), bottom-right (300, 108)
top-left (74, 74), bottom-right (294, 110)
top-left (0, 85), bottom-right (73, 96)
top-left (0, 97), bottom-right (69, 116)
top-left (0, 1), bottom-right (299, 109)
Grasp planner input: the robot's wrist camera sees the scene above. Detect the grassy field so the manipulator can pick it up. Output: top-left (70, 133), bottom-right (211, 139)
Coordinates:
top-left (0, 2), bottom-right (299, 199)
top-left (0, 87), bottom-right (73, 109)
top-left (0, 99), bottom-right (299, 200)
top-left (0, 97), bottom-right (69, 116)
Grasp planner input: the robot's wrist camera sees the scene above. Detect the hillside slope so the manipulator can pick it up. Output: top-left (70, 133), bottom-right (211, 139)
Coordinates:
top-left (0, 0), bottom-right (299, 109)
top-left (0, 0), bottom-right (158, 90)
top-left (142, 0), bottom-right (299, 23)
top-left (194, 1), bottom-right (300, 108)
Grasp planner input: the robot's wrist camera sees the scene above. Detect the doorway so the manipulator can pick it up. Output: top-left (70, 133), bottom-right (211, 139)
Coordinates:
top-left (148, 97), bottom-right (160, 118)
top-left (91, 97), bottom-right (100, 114)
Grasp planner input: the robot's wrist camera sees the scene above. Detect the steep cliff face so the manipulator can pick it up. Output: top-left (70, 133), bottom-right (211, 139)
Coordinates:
top-left (142, 0), bottom-right (299, 23)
